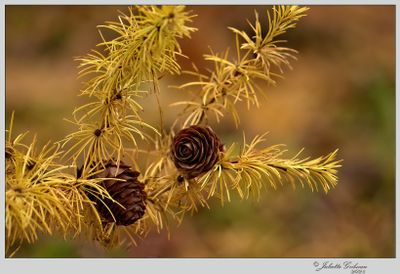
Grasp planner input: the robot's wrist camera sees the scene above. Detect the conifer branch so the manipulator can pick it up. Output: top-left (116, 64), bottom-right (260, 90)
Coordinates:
top-left (6, 5), bottom-right (343, 252)
top-left (5, 115), bottom-right (114, 252)
top-left (173, 5), bottom-right (308, 128)
top-left (198, 134), bottom-right (342, 203)
top-left (61, 6), bottom-right (195, 170)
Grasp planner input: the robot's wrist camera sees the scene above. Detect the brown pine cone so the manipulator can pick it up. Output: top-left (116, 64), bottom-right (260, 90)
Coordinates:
top-left (171, 125), bottom-right (224, 179)
top-left (90, 161), bottom-right (147, 226)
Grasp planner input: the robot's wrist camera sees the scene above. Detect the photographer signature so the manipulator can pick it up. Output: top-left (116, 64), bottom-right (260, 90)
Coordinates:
top-left (313, 261), bottom-right (367, 274)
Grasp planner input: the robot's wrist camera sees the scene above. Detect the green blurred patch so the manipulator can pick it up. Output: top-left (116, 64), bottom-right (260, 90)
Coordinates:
top-left (338, 73), bottom-right (395, 150)
top-left (334, 71), bottom-right (395, 208)
top-left (195, 195), bottom-right (260, 229)
top-left (16, 238), bottom-right (80, 258)
top-left (39, 24), bottom-right (71, 55)
top-left (6, 104), bottom-right (75, 146)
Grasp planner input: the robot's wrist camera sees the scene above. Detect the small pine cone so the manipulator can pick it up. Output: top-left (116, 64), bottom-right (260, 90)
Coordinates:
top-left (92, 161), bottom-right (147, 226)
top-left (171, 125), bottom-right (224, 179)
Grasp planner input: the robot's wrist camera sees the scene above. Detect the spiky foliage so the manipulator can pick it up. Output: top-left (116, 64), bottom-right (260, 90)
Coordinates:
top-left (173, 5), bottom-right (309, 128)
top-left (197, 133), bottom-right (342, 204)
top-left (78, 5), bottom-right (197, 96)
top-left (6, 5), bottom-right (343, 252)
top-left (230, 5), bottom-right (309, 73)
top-left (61, 5), bottom-right (196, 169)
top-left (58, 5), bottom-right (198, 246)
top-left (143, 5), bottom-right (340, 233)
top-left (5, 113), bottom-right (114, 255)
top-left (6, 141), bottom-right (70, 246)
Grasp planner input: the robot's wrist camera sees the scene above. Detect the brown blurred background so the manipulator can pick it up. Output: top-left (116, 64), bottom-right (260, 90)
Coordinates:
top-left (5, 5), bottom-right (395, 257)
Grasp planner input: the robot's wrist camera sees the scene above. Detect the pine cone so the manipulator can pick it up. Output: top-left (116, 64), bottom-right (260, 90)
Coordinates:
top-left (91, 161), bottom-right (147, 226)
top-left (171, 125), bottom-right (224, 179)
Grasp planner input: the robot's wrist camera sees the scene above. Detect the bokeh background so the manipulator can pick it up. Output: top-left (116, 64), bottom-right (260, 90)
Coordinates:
top-left (5, 5), bottom-right (395, 257)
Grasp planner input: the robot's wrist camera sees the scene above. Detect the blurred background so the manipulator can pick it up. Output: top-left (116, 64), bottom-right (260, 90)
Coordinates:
top-left (5, 5), bottom-right (395, 257)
